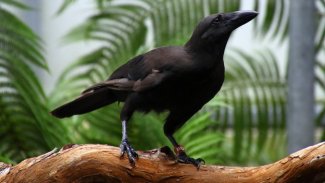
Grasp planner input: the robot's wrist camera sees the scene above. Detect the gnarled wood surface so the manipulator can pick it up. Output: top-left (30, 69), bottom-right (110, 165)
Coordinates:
top-left (1, 142), bottom-right (325, 183)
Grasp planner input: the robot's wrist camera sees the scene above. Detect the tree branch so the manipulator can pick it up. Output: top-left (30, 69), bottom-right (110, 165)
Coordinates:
top-left (1, 142), bottom-right (325, 183)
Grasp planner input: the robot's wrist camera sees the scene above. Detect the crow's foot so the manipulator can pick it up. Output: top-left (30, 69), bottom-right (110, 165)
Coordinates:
top-left (174, 146), bottom-right (205, 169)
top-left (177, 153), bottom-right (205, 169)
top-left (120, 139), bottom-right (138, 166)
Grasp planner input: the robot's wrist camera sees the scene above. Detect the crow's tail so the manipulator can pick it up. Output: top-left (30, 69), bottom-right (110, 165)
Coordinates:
top-left (51, 88), bottom-right (116, 118)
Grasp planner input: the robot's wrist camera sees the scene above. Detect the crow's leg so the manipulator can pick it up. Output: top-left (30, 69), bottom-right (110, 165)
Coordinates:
top-left (164, 111), bottom-right (205, 169)
top-left (120, 120), bottom-right (138, 165)
top-left (119, 102), bottom-right (138, 166)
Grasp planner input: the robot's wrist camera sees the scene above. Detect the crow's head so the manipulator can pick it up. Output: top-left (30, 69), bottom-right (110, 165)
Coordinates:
top-left (201, 11), bottom-right (258, 40)
top-left (186, 11), bottom-right (258, 50)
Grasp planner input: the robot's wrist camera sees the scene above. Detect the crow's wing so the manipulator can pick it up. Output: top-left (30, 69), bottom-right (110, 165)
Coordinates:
top-left (82, 46), bottom-right (191, 94)
top-left (82, 69), bottom-right (169, 93)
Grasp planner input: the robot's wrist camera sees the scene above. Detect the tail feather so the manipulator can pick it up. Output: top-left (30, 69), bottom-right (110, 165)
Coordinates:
top-left (51, 88), bottom-right (116, 118)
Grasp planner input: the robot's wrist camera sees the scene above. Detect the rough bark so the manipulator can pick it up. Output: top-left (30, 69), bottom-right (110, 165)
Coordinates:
top-left (1, 142), bottom-right (325, 183)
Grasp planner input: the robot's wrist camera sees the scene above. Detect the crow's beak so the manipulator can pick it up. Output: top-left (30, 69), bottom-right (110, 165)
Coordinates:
top-left (227, 11), bottom-right (258, 30)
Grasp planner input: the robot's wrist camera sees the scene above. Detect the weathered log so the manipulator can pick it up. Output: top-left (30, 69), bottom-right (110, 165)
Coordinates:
top-left (1, 142), bottom-right (325, 183)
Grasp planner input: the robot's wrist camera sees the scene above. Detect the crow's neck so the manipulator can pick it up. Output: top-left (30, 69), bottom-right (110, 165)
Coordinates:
top-left (185, 36), bottom-right (230, 66)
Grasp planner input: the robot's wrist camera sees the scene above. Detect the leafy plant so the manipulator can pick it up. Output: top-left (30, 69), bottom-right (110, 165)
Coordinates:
top-left (220, 48), bottom-right (287, 163)
top-left (0, 2), bottom-right (69, 163)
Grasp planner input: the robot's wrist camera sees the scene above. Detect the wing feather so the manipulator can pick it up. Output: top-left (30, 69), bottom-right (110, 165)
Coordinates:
top-left (82, 78), bottom-right (135, 94)
top-left (82, 46), bottom-right (189, 94)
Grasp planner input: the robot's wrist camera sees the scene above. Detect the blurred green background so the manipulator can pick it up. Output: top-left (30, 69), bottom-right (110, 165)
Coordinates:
top-left (0, 0), bottom-right (324, 166)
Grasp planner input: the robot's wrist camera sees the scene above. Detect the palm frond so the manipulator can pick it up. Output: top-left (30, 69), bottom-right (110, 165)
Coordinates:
top-left (215, 48), bottom-right (287, 164)
top-left (0, 0), bottom-right (30, 10)
top-left (252, 0), bottom-right (289, 42)
top-left (175, 113), bottom-right (224, 164)
top-left (50, 2), bottom-right (148, 106)
top-left (149, 0), bottom-right (240, 46)
top-left (56, 0), bottom-right (77, 15)
top-left (0, 5), bottom-right (68, 163)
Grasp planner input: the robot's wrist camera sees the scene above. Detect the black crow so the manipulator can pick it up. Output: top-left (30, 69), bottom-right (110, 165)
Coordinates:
top-left (52, 11), bottom-right (258, 168)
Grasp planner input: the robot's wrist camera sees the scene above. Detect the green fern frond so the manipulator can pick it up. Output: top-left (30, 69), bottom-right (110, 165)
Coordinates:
top-left (0, 4), bottom-right (69, 163)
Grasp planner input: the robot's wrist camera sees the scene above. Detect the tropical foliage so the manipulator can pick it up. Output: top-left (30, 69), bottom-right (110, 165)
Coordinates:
top-left (0, 0), bottom-right (324, 165)
top-left (0, 1), bottom-right (68, 163)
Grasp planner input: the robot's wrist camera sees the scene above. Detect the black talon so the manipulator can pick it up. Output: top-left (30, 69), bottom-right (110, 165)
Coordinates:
top-left (120, 139), bottom-right (138, 166)
top-left (177, 153), bottom-right (205, 169)
top-left (197, 158), bottom-right (205, 165)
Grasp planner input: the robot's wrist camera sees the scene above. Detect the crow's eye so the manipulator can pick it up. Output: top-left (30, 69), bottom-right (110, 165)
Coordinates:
top-left (211, 14), bottom-right (223, 26)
